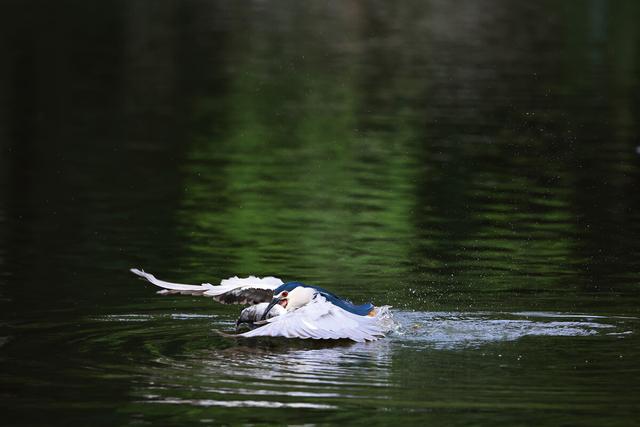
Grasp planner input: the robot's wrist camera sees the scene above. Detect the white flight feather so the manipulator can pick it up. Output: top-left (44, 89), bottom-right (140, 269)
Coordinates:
top-left (130, 268), bottom-right (283, 295)
top-left (239, 295), bottom-right (386, 342)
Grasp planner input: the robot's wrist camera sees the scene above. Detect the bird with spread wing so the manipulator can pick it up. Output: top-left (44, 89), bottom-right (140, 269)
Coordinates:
top-left (130, 268), bottom-right (392, 342)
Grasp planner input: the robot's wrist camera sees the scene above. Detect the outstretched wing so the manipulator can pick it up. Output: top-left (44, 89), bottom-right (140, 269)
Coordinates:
top-left (130, 268), bottom-right (283, 305)
top-left (238, 295), bottom-right (385, 342)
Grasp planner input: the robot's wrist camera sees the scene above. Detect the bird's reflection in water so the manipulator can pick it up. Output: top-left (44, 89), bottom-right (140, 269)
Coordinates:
top-left (215, 338), bottom-right (393, 385)
top-left (133, 337), bottom-right (394, 408)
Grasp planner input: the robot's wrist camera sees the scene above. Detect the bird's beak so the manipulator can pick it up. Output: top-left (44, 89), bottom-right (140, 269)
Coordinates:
top-left (261, 297), bottom-right (281, 320)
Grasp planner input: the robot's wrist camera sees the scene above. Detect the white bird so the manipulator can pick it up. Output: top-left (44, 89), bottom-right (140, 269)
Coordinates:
top-left (130, 268), bottom-right (392, 342)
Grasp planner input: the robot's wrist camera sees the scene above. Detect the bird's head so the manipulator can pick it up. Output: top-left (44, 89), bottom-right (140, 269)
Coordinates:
top-left (261, 284), bottom-right (316, 320)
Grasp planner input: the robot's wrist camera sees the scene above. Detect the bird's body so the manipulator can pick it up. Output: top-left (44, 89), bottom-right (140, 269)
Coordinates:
top-left (130, 269), bottom-right (392, 342)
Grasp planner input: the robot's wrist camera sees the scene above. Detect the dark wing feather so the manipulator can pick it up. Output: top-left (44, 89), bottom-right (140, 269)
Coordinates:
top-left (210, 288), bottom-right (274, 305)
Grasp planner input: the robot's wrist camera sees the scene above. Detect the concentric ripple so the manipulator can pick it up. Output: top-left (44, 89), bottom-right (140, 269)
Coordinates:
top-left (82, 309), bottom-right (638, 417)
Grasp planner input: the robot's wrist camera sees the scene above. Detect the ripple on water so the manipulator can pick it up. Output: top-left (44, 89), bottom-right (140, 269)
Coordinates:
top-left (89, 310), bottom-right (635, 412)
top-left (144, 398), bottom-right (338, 409)
top-left (93, 310), bottom-right (632, 354)
top-left (95, 313), bottom-right (220, 322)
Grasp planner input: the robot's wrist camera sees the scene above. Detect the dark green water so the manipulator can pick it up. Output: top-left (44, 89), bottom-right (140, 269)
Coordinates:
top-left (1, 1), bottom-right (640, 425)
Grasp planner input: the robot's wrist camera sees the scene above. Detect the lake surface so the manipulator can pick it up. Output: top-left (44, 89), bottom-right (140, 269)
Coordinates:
top-left (1, 1), bottom-right (640, 425)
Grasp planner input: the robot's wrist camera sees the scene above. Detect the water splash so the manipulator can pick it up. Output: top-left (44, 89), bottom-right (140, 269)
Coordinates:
top-left (390, 311), bottom-right (629, 350)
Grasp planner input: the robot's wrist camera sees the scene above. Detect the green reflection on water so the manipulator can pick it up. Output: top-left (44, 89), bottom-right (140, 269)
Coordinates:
top-left (178, 54), bottom-right (421, 297)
